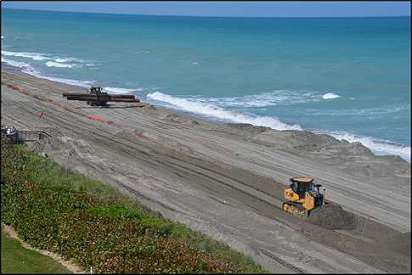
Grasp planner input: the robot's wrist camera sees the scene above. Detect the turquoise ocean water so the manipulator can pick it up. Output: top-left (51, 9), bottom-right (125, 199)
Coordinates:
top-left (2, 9), bottom-right (410, 160)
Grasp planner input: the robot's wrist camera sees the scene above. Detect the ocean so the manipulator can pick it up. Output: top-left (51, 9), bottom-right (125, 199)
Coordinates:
top-left (2, 9), bottom-right (410, 161)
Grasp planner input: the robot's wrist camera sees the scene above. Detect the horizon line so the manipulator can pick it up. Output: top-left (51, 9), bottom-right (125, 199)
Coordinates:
top-left (3, 7), bottom-right (411, 19)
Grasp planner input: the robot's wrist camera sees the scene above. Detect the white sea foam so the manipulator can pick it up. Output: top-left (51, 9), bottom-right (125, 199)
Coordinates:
top-left (2, 57), bottom-right (32, 69)
top-left (2, 50), bottom-right (86, 66)
top-left (45, 61), bottom-right (76, 68)
top-left (322, 92), bottom-right (341, 99)
top-left (2, 51), bottom-right (85, 68)
top-left (1, 53), bottom-right (93, 88)
top-left (189, 90), bottom-right (341, 108)
top-left (1, 57), bottom-right (88, 88)
top-left (147, 91), bottom-right (409, 161)
top-left (1, 36), bottom-right (4, 39)
top-left (15, 63), bottom-right (94, 87)
top-left (2, 57), bottom-right (41, 76)
top-left (2, 50), bottom-right (49, 61)
top-left (147, 91), bottom-right (302, 130)
top-left (194, 90), bottom-right (310, 108)
top-left (103, 87), bottom-right (140, 94)
top-left (54, 57), bottom-right (83, 63)
top-left (323, 131), bottom-right (410, 162)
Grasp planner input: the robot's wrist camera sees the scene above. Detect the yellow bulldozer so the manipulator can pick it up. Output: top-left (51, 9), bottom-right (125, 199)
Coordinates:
top-left (282, 176), bottom-right (327, 217)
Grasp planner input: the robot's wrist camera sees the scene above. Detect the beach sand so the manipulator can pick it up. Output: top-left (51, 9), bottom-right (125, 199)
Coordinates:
top-left (1, 68), bottom-right (410, 273)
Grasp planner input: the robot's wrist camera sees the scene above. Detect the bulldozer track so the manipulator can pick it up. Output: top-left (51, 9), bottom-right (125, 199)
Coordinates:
top-left (259, 248), bottom-right (305, 274)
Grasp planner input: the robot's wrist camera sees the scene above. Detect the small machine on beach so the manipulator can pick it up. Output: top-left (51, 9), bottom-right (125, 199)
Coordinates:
top-left (62, 86), bottom-right (140, 106)
top-left (282, 176), bottom-right (327, 217)
top-left (1, 126), bottom-right (49, 144)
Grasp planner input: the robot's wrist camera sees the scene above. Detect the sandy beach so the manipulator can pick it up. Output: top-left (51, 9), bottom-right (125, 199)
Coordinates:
top-left (1, 68), bottom-right (410, 273)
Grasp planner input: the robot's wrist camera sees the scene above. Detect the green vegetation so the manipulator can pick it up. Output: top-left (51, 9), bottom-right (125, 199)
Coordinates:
top-left (1, 230), bottom-right (70, 274)
top-left (1, 143), bottom-right (265, 273)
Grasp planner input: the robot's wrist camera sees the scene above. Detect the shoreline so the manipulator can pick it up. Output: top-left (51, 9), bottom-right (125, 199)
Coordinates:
top-left (2, 62), bottom-right (410, 162)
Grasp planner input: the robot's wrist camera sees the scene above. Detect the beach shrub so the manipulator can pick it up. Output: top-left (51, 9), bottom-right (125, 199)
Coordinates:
top-left (1, 143), bottom-right (265, 273)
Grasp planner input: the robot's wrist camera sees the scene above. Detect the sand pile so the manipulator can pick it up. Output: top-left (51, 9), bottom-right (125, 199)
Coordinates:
top-left (307, 203), bottom-right (356, 230)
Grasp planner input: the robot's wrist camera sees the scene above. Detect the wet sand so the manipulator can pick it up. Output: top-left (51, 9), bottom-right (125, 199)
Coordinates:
top-left (1, 68), bottom-right (410, 273)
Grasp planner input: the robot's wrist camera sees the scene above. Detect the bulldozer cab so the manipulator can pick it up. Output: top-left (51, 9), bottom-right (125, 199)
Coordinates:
top-left (289, 177), bottom-right (314, 198)
top-left (87, 87), bottom-right (108, 106)
top-left (90, 86), bottom-right (105, 95)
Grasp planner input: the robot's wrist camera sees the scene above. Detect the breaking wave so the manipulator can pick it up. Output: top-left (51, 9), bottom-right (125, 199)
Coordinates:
top-left (322, 92), bottom-right (341, 99)
top-left (147, 91), bottom-right (302, 130)
top-left (147, 91), bottom-right (409, 161)
top-left (1, 50), bottom-right (85, 67)
top-left (1, 57), bottom-right (33, 70)
top-left (1, 57), bottom-right (92, 87)
top-left (2, 50), bottom-right (49, 61)
top-left (103, 87), bottom-right (142, 94)
top-left (54, 57), bottom-right (84, 63)
top-left (325, 131), bottom-right (410, 162)
top-left (186, 90), bottom-right (341, 108)
top-left (45, 61), bottom-right (76, 68)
